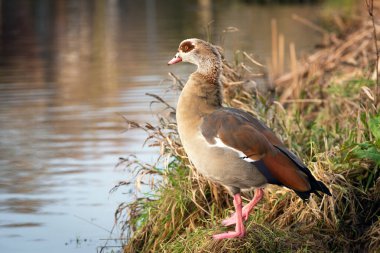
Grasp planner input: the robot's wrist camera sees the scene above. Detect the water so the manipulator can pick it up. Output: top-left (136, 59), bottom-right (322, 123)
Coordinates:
top-left (0, 1), bottom-right (321, 252)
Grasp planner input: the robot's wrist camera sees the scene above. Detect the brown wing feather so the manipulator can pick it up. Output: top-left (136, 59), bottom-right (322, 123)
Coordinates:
top-left (201, 108), bottom-right (311, 192)
top-left (222, 108), bottom-right (284, 146)
top-left (262, 153), bottom-right (310, 191)
top-left (218, 122), bottom-right (274, 161)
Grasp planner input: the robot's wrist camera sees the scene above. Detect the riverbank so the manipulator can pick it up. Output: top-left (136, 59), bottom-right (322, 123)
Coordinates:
top-left (119, 2), bottom-right (379, 252)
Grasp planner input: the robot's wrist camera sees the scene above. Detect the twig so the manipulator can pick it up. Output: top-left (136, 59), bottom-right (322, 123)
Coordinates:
top-left (283, 99), bottom-right (324, 104)
top-left (145, 92), bottom-right (176, 112)
top-left (168, 72), bottom-right (184, 89)
top-left (271, 19), bottom-right (278, 76)
top-left (74, 215), bottom-right (112, 233)
top-left (364, 0), bottom-right (379, 106)
top-left (243, 52), bottom-right (265, 68)
top-left (292, 14), bottom-right (329, 35)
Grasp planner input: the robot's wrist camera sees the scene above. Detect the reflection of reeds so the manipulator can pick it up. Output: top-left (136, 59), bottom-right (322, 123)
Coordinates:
top-left (116, 4), bottom-right (380, 252)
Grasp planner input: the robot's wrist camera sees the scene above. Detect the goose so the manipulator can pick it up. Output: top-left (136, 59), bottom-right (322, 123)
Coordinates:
top-left (168, 38), bottom-right (331, 240)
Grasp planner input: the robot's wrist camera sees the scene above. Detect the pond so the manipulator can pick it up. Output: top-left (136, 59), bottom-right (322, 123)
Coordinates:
top-left (0, 0), bottom-right (322, 252)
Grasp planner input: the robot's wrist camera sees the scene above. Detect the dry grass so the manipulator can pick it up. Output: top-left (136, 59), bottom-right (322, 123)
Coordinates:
top-left (115, 2), bottom-right (380, 253)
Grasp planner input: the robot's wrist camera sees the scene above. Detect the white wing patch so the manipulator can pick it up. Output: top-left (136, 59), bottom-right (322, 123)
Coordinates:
top-left (212, 137), bottom-right (256, 163)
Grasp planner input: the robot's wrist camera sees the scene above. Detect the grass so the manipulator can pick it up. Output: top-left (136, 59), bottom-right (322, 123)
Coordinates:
top-left (115, 2), bottom-right (380, 252)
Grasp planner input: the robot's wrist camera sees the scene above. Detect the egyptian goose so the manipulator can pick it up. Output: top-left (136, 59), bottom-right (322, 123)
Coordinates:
top-left (168, 38), bottom-right (331, 240)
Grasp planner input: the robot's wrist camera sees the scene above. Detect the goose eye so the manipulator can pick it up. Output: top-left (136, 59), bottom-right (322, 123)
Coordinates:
top-left (180, 42), bottom-right (194, 53)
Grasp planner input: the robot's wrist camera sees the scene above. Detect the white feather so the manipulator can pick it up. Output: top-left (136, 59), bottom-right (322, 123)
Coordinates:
top-left (211, 137), bottom-right (256, 162)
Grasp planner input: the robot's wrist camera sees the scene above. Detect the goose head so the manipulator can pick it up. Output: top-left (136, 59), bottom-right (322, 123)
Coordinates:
top-left (168, 38), bottom-right (222, 77)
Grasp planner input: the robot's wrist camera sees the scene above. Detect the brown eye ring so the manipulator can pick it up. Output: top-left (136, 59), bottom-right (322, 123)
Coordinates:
top-left (180, 41), bottom-right (195, 53)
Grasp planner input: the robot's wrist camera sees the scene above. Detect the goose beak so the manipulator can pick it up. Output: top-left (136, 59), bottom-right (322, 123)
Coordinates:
top-left (168, 53), bottom-right (182, 65)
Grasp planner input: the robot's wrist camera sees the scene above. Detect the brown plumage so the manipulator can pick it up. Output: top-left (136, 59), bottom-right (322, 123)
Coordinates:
top-left (168, 38), bottom-right (331, 240)
top-left (201, 108), bottom-right (314, 193)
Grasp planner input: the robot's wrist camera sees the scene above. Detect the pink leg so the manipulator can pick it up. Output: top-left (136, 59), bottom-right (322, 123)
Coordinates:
top-left (222, 188), bottom-right (264, 226)
top-left (213, 193), bottom-right (246, 240)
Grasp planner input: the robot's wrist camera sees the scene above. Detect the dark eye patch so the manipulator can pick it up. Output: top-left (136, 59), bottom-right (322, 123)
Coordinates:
top-left (180, 41), bottom-right (195, 53)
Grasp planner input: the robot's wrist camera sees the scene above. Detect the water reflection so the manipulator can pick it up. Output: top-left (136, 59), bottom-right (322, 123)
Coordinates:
top-left (0, 0), bottom-right (321, 252)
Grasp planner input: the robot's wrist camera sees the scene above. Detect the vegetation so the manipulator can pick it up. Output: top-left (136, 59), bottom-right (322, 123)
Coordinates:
top-left (115, 2), bottom-right (379, 252)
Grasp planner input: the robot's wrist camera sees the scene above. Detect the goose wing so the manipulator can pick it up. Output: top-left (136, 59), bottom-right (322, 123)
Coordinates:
top-left (201, 108), bottom-right (311, 192)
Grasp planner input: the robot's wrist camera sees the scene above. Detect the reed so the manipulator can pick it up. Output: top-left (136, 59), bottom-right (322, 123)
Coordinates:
top-left (116, 2), bottom-right (380, 252)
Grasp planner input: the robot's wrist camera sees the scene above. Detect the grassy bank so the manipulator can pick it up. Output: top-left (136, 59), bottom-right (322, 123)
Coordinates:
top-left (117, 2), bottom-right (379, 252)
